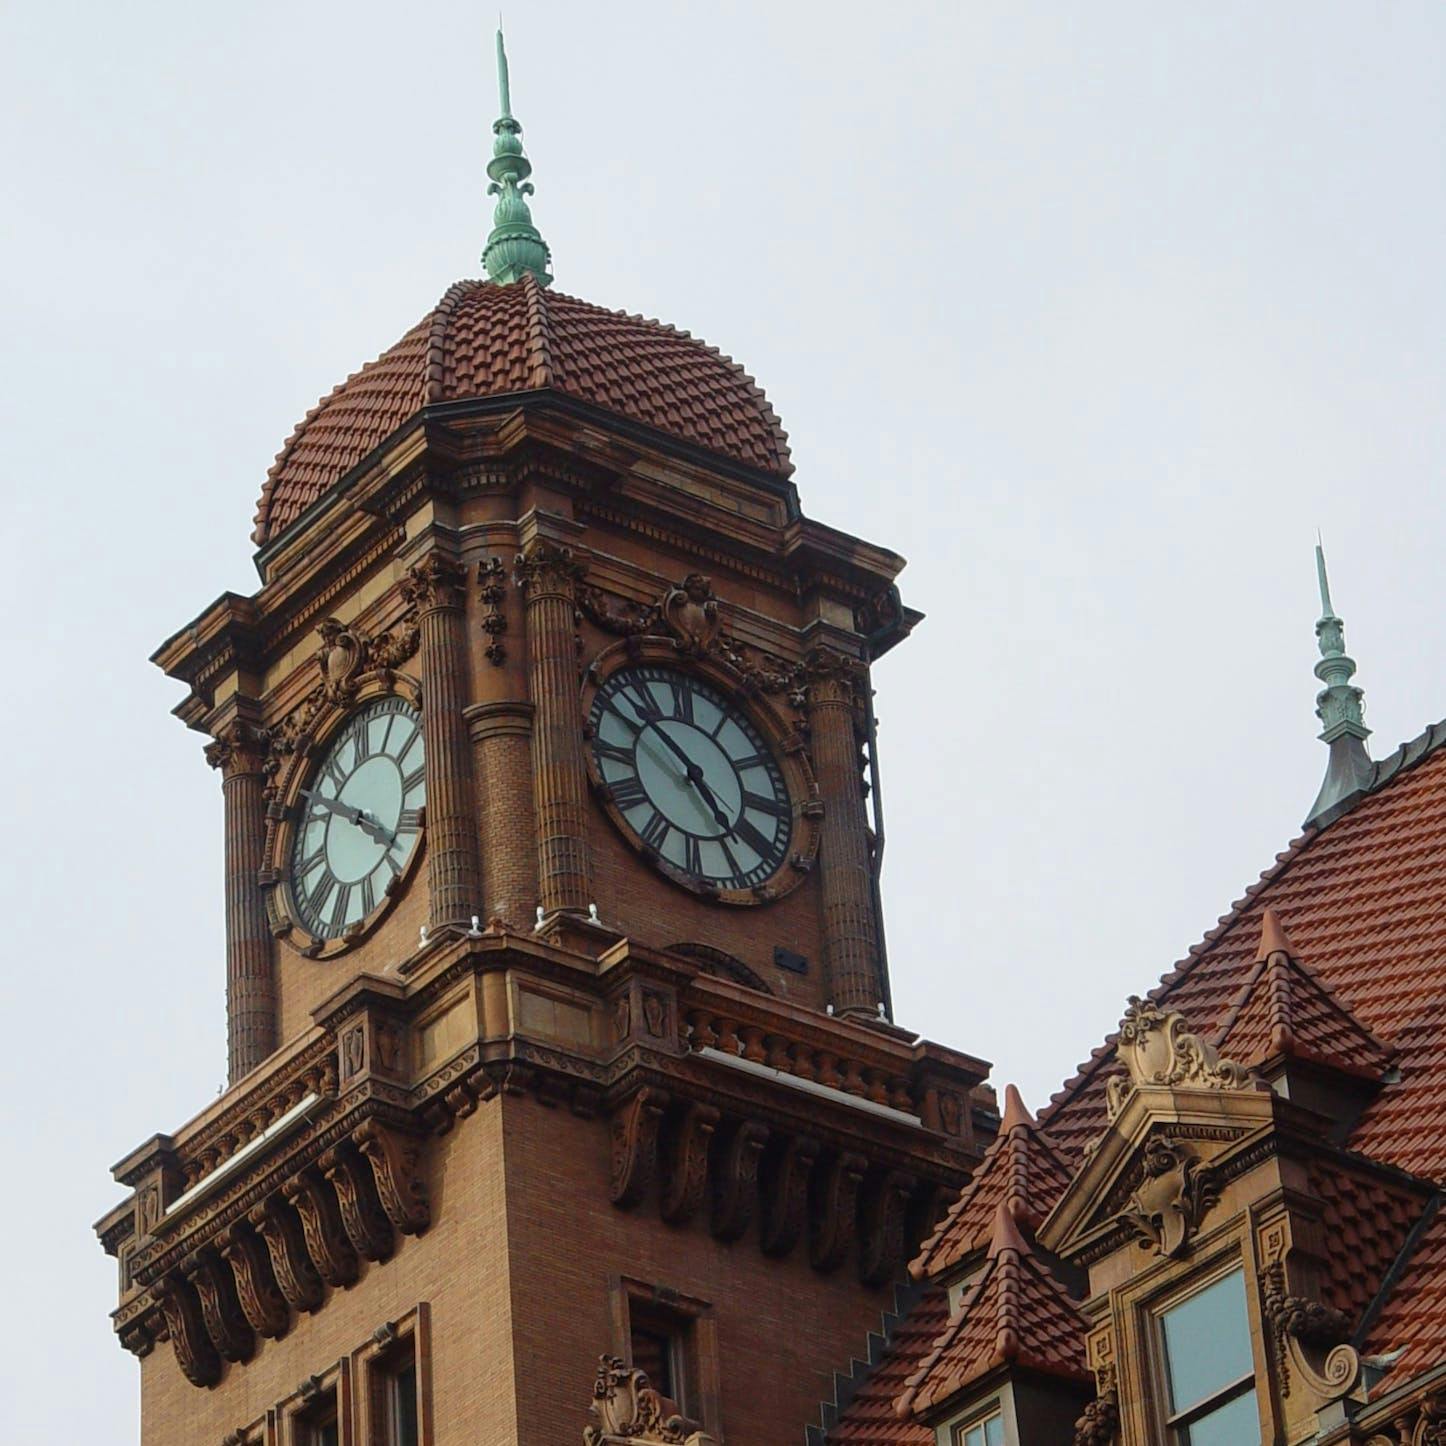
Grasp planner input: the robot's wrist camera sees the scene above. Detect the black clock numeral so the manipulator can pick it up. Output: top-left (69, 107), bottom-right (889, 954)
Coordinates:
top-left (402, 766), bottom-right (425, 796)
top-left (352, 719), bottom-right (374, 760)
top-left (310, 872), bottom-right (336, 913)
top-left (717, 834), bottom-right (743, 880)
top-left (360, 875), bottom-right (375, 915)
top-left (378, 712), bottom-right (396, 757)
top-left (741, 790), bottom-right (788, 819)
top-left (730, 751), bottom-right (768, 771)
top-left (609, 777), bottom-right (650, 811)
top-left (594, 739), bottom-right (634, 767)
top-left (640, 811), bottom-right (670, 852)
top-left (603, 699), bottom-right (642, 735)
top-left (666, 681), bottom-right (695, 724)
top-left (331, 885), bottom-right (352, 930)
top-left (683, 835), bottom-right (703, 877)
top-left (732, 816), bottom-right (775, 860)
top-left (397, 807), bottom-right (422, 834)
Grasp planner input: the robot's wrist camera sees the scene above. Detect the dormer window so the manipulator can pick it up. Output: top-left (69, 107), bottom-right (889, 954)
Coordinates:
top-left (952, 1406), bottom-right (1004, 1445)
top-left (1157, 1267), bottom-right (1259, 1444)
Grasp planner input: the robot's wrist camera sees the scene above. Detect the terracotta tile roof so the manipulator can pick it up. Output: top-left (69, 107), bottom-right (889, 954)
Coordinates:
top-left (253, 274), bottom-right (793, 544)
top-left (910, 1085), bottom-right (1073, 1281)
top-left (826, 720), bottom-right (1446, 1438)
top-left (827, 1287), bottom-right (946, 1446)
top-left (1211, 909), bottom-right (1397, 1079)
top-left (894, 1207), bottom-right (1090, 1420)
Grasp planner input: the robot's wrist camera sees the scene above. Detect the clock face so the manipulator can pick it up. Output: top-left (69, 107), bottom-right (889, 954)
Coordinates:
top-left (289, 696), bottom-right (425, 940)
top-left (588, 665), bottom-right (792, 892)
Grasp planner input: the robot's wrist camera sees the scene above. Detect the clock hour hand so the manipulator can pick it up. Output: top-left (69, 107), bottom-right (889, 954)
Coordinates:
top-left (302, 789), bottom-right (394, 846)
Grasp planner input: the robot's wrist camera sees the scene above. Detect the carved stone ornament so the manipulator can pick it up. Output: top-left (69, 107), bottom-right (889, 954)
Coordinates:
top-left (660, 574), bottom-right (721, 655)
top-left (583, 1354), bottom-right (717, 1446)
top-left (1072, 1390), bottom-right (1121, 1446)
top-left (205, 719), bottom-right (270, 777)
top-left (514, 540), bottom-right (586, 595)
top-left (316, 615), bottom-right (420, 704)
top-left (400, 552), bottom-right (467, 614)
top-left (156, 1273), bottom-right (222, 1388)
top-left (478, 556), bottom-right (509, 665)
top-left (1105, 996), bottom-right (1252, 1122)
top-left (1115, 1135), bottom-right (1220, 1258)
top-left (609, 1088), bottom-right (667, 1209)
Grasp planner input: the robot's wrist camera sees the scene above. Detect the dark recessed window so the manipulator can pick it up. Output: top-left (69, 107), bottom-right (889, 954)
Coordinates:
top-left (629, 1302), bottom-right (691, 1417)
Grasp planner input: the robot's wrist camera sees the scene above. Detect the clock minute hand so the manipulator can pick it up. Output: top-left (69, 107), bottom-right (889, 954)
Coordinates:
top-left (303, 789), bottom-right (394, 846)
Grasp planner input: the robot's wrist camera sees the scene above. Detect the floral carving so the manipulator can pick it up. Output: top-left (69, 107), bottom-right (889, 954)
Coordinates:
top-left (1261, 1257), bottom-right (1360, 1407)
top-left (320, 1143), bottom-right (394, 1263)
top-left (353, 1120), bottom-right (430, 1236)
top-left (1106, 997), bottom-right (1252, 1121)
top-left (583, 1354), bottom-right (715, 1445)
top-left (156, 1273), bottom-right (221, 1388)
top-left (1072, 1390), bottom-right (1121, 1445)
top-left (205, 719), bottom-right (270, 777)
top-left (609, 1088), bottom-right (668, 1208)
top-left (478, 556), bottom-right (509, 664)
top-left (576, 583), bottom-right (660, 636)
top-left (1115, 1135), bottom-right (1220, 1258)
top-left (401, 553), bottom-right (467, 613)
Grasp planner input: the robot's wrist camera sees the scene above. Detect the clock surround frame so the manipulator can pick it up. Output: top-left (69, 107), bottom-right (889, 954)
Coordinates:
top-left (263, 673), bottom-right (428, 960)
top-left (581, 637), bottom-right (822, 907)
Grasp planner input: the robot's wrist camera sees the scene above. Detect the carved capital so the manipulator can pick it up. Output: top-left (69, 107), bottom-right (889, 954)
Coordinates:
top-left (401, 552), bottom-right (468, 614)
top-left (710, 1120), bottom-right (768, 1243)
top-left (354, 1120), bottom-right (430, 1235)
top-left (205, 719), bottom-right (270, 778)
top-left (281, 1171), bottom-right (358, 1288)
top-left (660, 1103), bottom-right (720, 1225)
top-left (1115, 1135), bottom-right (1220, 1258)
top-left (800, 645), bottom-right (866, 710)
top-left (514, 540), bottom-right (586, 597)
top-left (609, 1088), bottom-right (668, 1209)
top-left (1106, 996), bottom-right (1252, 1121)
top-left (218, 1224), bottom-right (290, 1340)
top-left (248, 1197), bottom-right (324, 1314)
top-left (156, 1273), bottom-right (222, 1388)
top-left (321, 1142), bottom-right (395, 1263)
top-left (810, 1150), bottom-right (867, 1272)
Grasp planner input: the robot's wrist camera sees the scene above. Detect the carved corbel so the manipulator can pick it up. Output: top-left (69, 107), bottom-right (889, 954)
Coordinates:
top-left (1072, 1391), bottom-right (1121, 1445)
top-left (609, 1088), bottom-right (668, 1209)
top-left (282, 1172), bottom-right (359, 1288)
top-left (1115, 1135), bottom-right (1220, 1258)
top-left (859, 1171), bottom-right (916, 1286)
top-left (760, 1135), bottom-right (820, 1257)
top-left (810, 1151), bottom-right (868, 1272)
top-left (710, 1120), bottom-right (769, 1242)
top-left (248, 1197), bottom-right (324, 1314)
top-left (660, 1104), bottom-right (720, 1225)
top-left (218, 1224), bottom-right (290, 1340)
top-left (186, 1250), bottom-right (256, 1364)
top-left (156, 1273), bottom-right (222, 1388)
top-left (321, 1142), bottom-right (395, 1263)
top-left (354, 1120), bottom-right (430, 1235)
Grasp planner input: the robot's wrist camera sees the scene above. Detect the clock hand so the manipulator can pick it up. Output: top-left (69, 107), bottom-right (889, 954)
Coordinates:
top-left (303, 789), bottom-right (395, 846)
top-left (636, 721), bottom-right (731, 831)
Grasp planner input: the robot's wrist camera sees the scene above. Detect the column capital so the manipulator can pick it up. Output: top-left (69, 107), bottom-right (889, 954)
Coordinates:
top-left (401, 552), bottom-right (468, 614)
top-left (514, 539), bottom-right (587, 597)
top-left (800, 644), bottom-right (867, 709)
top-left (204, 719), bottom-right (270, 779)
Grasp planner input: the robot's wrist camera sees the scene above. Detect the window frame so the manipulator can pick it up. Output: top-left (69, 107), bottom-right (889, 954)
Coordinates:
top-left (1148, 1259), bottom-right (1260, 1445)
top-left (355, 1303), bottom-right (432, 1446)
top-left (609, 1276), bottom-right (721, 1440)
top-left (280, 1360), bottom-right (350, 1446)
top-left (950, 1401), bottom-right (1007, 1446)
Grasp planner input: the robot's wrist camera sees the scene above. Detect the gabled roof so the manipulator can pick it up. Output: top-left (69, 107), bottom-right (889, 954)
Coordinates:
top-left (894, 1206), bottom-right (1090, 1421)
top-left (1212, 908), bottom-right (1397, 1079)
top-left (910, 1085), bottom-right (1073, 1281)
top-left (827, 1288), bottom-right (946, 1445)
top-left (828, 715), bottom-right (1446, 1439)
top-left (253, 274), bottom-right (794, 543)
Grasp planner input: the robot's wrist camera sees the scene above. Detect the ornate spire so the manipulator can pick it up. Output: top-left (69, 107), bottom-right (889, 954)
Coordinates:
top-left (483, 28), bottom-right (553, 287)
top-left (1305, 540), bottom-right (1374, 828)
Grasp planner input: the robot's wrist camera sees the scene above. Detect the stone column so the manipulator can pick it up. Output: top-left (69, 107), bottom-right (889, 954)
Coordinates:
top-left (516, 540), bottom-right (592, 916)
top-left (206, 718), bottom-right (276, 1083)
top-left (402, 552), bottom-right (482, 928)
top-left (804, 647), bottom-right (881, 1018)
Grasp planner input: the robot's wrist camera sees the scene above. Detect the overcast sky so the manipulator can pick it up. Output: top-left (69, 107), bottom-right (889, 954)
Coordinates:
top-left (2, 1), bottom-right (1443, 1437)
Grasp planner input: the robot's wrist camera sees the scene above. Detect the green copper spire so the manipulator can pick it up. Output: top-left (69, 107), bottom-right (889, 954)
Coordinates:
top-left (483, 28), bottom-right (552, 287)
top-left (1305, 539), bottom-right (1374, 827)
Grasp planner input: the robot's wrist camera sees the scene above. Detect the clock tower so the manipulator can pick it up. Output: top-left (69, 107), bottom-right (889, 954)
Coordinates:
top-left (98, 36), bottom-right (993, 1445)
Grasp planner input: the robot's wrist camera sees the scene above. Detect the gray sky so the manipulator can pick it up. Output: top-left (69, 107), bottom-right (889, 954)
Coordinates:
top-left (2, 1), bottom-right (1442, 1436)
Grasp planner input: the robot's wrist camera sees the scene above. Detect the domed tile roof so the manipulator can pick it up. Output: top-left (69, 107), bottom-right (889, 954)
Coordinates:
top-left (253, 273), bottom-right (793, 544)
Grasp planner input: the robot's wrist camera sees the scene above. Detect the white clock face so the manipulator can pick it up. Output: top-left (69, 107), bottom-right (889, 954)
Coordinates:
top-left (588, 665), bottom-right (792, 891)
top-left (289, 697), bottom-right (425, 940)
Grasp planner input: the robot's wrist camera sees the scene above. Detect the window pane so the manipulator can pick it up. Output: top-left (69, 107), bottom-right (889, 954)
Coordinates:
top-left (1161, 1270), bottom-right (1252, 1413)
top-left (391, 1361), bottom-right (418, 1446)
top-left (963, 1427), bottom-right (982, 1446)
top-left (1183, 1389), bottom-right (1259, 1446)
top-left (986, 1415), bottom-right (1004, 1446)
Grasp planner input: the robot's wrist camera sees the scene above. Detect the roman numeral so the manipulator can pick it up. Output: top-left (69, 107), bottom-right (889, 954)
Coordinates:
top-left (594, 739), bottom-right (634, 767)
top-left (378, 713), bottom-right (396, 756)
top-left (640, 811), bottom-right (670, 852)
top-left (603, 700), bottom-right (642, 735)
top-left (397, 808), bottom-right (422, 833)
top-left (667, 682), bottom-right (695, 724)
top-left (360, 875), bottom-right (375, 915)
top-left (402, 766), bottom-right (425, 795)
top-left (732, 816), bottom-right (774, 860)
top-left (730, 751), bottom-right (768, 771)
top-left (331, 885), bottom-right (351, 930)
top-left (717, 835), bottom-right (743, 881)
top-left (741, 790), bottom-right (788, 819)
top-left (683, 835), bottom-right (703, 877)
top-left (352, 720), bottom-right (374, 760)
top-left (610, 777), bottom-right (649, 811)
top-left (310, 872), bottom-right (336, 914)
top-left (296, 848), bottom-right (325, 878)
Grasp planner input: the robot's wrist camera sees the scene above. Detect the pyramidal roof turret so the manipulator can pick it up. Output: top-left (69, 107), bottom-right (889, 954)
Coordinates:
top-left (483, 28), bottom-right (552, 287)
top-left (1305, 539), bottom-right (1375, 828)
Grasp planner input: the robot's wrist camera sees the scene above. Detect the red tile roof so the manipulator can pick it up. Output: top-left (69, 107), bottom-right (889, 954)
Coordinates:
top-left (827, 1288), bottom-right (946, 1446)
top-left (830, 722), bottom-right (1446, 1438)
top-left (253, 274), bottom-right (793, 544)
top-left (896, 1206), bottom-right (1090, 1419)
top-left (1211, 909), bottom-right (1397, 1079)
top-left (910, 1085), bottom-right (1073, 1281)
